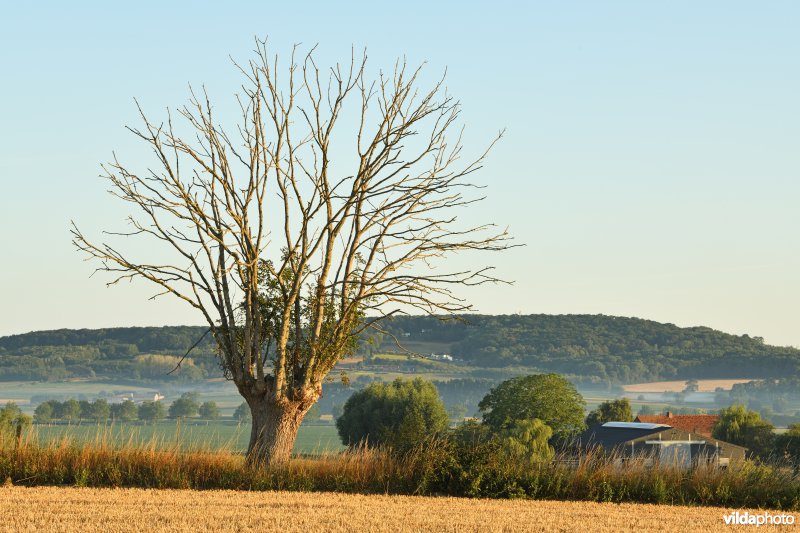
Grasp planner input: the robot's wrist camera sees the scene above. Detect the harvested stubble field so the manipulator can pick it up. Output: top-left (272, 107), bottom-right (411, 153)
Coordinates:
top-left (622, 379), bottom-right (752, 393)
top-left (0, 486), bottom-right (793, 532)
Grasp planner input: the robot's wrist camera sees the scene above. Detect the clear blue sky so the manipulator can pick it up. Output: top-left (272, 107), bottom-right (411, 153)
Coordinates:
top-left (1, 2), bottom-right (799, 346)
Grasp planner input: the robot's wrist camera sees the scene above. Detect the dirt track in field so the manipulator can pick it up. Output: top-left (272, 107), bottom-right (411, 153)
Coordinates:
top-left (0, 486), bottom-right (795, 532)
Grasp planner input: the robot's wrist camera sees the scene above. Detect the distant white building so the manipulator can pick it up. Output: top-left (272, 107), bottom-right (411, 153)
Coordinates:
top-left (110, 392), bottom-right (164, 404)
top-left (429, 353), bottom-right (453, 362)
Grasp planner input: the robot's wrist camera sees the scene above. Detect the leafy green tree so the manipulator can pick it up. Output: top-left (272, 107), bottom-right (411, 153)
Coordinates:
top-left (684, 379), bottom-right (700, 393)
top-left (90, 399), bottom-right (111, 422)
top-left (586, 398), bottom-right (633, 426)
top-left (33, 401), bottom-right (54, 423)
top-left (713, 404), bottom-right (775, 457)
top-left (500, 418), bottom-right (554, 464)
top-left (116, 399), bottom-right (139, 422)
top-left (233, 402), bottom-right (251, 423)
top-left (79, 400), bottom-right (92, 422)
top-left (336, 378), bottom-right (449, 452)
top-left (450, 419), bottom-right (493, 446)
top-left (199, 401), bottom-right (220, 420)
top-left (331, 404), bottom-right (344, 421)
top-left (0, 403), bottom-right (31, 436)
top-left (168, 393), bottom-right (200, 419)
top-left (60, 399), bottom-right (81, 422)
top-left (139, 401), bottom-right (165, 423)
top-left (478, 374), bottom-right (586, 439)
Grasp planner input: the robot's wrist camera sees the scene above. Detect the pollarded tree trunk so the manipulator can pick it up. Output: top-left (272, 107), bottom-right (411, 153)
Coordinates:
top-left (245, 391), bottom-right (319, 466)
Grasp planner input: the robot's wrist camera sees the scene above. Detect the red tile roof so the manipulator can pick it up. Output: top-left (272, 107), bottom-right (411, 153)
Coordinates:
top-left (634, 413), bottom-right (719, 438)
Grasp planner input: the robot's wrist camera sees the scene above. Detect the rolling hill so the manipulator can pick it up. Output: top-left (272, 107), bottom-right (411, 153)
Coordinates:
top-left (1, 315), bottom-right (798, 383)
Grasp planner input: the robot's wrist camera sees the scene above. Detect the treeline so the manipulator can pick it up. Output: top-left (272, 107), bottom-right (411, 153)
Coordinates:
top-left (378, 314), bottom-right (800, 381)
top-left (0, 327), bottom-right (216, 382)
top-left (3, 314), bottom-right (800, 383)
top-left (717, 378), bottom-right (800, 425)
top-left (0, 326), bottom-right (214, 353)
top-left (31, 394), bottom-right (238, 424)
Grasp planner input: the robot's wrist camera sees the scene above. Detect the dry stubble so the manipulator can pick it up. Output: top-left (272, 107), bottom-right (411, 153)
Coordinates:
top-left (0, 486), bottom-right (793, 532)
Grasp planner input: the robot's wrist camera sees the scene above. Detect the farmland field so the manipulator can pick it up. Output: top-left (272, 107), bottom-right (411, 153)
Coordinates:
top-left (30, 422), bottom-right (344, 454)
top-left (623, 379), bottom-right (754, 393)
top-left (0, 486), bottom-right (794, 532)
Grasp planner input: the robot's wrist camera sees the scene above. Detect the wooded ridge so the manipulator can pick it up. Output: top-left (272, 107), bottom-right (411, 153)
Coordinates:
top-left (1, 314), bottom-right (798, 383)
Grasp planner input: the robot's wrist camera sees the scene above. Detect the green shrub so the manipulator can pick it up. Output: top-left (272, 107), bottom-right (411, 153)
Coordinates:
top-left (336, 378), bottom-right (448, 453)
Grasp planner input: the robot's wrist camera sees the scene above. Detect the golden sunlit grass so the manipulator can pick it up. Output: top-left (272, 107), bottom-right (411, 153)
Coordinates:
top-left (2, 429), bottom-right (799, 511)
top-left (0, 486), bottom-right (795, 532)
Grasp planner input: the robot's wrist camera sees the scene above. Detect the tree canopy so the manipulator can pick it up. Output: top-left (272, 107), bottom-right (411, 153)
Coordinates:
top-left (168, 393), bottom-right (200, 419)
top-left (499, 418), bottom-right (555, 464)
top-left (585, 398), bottom-right (633, 426)
top-left (478, 374), bottom-right (586, 439)
top-left (712, 404), bottom-right (775, 457)
top-left (336, 378), bottom-right (449, 452)
top-left (138, 401), bottom-right (166, 423)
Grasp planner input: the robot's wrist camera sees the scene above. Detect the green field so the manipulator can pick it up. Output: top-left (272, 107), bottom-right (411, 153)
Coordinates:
top-left (30, 421), bottom-right (344, 454)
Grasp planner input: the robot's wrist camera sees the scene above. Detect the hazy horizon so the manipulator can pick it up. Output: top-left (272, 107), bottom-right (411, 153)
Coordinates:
top-left (2, 2), bottom-right (799, 346)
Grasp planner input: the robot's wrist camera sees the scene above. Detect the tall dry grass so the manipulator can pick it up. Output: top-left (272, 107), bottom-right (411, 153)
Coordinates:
top-left (1, 428), bottom-right (798, 510)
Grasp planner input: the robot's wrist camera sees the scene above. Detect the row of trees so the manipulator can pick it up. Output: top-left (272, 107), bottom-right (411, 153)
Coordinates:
top-left (33, 394), bottom-right (223, 423)
top-left (335, 374), bottom-right (587, 463)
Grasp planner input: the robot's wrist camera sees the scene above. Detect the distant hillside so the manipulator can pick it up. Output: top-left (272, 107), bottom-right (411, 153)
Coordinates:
top-left (0, 326), bottom-right (214, 382)
top-left (376, 314), bottom-right (800, 382)
top-left (1, 315), bottom-right (798, 383)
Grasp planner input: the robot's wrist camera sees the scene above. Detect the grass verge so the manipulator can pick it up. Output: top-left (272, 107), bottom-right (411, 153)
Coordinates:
top-left (1, 430), bottom-right (798, 510)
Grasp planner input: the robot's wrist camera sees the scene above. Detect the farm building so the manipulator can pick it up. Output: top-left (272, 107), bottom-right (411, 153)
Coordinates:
top-left (575, 422), bottom-right (746, 468)
top-left (634, 412), bottom-right (719, 438)
top-left (109, 391), bottom-right (165, 404)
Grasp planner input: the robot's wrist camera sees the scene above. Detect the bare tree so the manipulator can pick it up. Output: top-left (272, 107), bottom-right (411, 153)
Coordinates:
top-left (72, 40), bottom-right (513, 465)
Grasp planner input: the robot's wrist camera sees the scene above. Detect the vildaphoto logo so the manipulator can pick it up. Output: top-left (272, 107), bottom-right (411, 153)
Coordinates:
top-left (723, 511), bottom-right (795, 527)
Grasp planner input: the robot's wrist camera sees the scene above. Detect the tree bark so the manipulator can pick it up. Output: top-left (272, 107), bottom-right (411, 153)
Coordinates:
top-left (245, 393), bottom-right (317, 466)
